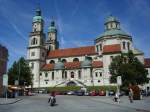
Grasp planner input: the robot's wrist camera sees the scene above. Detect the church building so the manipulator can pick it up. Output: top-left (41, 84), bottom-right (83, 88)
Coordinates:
top-left (27, 7), bottom-right (150, 89)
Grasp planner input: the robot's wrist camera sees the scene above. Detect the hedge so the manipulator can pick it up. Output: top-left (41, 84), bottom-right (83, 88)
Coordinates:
top-left (46, 85), bottom-right (117, 93)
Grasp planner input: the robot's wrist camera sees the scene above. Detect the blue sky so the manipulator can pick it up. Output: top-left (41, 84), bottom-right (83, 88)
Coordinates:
top-left (0, 0), bottom-right (150, 69)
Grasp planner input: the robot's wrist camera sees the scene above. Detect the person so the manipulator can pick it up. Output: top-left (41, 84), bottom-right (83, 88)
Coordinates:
top-left (48, 91), bottom-right (56, 106)
top-left (113, 92), bottom-right (119, 103)
top-left (129, 88), bottom-right (133, 103)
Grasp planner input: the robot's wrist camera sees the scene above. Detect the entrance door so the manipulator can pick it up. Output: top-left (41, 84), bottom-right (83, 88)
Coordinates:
top-left (66, 81), bottom-right (76, 86)
top-left (71, 72), bottom-right (74, 78)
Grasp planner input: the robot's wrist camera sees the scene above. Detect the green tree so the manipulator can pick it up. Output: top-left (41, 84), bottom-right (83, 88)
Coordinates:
top-left (109, 51), bottom-right (149, 87)
top-left (8, 57), bottom-right (33, 86)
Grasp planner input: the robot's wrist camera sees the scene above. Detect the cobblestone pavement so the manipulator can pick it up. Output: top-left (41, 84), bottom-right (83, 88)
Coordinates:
top-left (0, 94), bottom-right (149, 112)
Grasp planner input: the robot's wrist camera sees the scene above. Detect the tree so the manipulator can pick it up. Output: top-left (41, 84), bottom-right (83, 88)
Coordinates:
top-left (109, 51), bottom-right (149, 87)
top-left (8, 57), bottom-right (33, 86)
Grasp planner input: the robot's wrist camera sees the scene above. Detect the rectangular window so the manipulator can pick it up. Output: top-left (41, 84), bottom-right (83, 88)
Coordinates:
top-left (100, 44), bottom-right (102, 51)
top-left (31, 52), bottom-right (35, 56)
top-left (96, 45), bottom-right (99, 52)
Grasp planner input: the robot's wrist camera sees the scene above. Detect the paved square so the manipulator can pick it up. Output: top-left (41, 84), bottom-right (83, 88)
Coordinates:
top-left (0, 94), bottom-right (150, 112)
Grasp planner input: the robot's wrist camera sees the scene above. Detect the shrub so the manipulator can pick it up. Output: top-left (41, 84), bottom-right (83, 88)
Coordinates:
top-left (46, 85), bottom-right (117, 93)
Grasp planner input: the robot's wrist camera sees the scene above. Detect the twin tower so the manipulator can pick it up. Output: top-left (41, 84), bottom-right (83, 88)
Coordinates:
top-left (27, 7), bottom-right (58, 84)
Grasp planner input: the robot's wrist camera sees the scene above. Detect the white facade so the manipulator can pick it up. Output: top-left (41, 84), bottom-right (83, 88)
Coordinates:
top-left (27, 9), bottom-right (150, 89)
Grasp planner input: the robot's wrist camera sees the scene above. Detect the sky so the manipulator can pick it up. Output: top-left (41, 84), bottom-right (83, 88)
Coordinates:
top-left (0, 0), bottom-right (150, 69)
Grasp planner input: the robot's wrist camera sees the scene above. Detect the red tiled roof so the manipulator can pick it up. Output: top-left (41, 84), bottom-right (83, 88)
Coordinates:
top-left (64, 62), bottom-right (81, 69)
top-left (47, 46), bottom-right (97, 58)
top-left (41, 61), bottom-right (103, 71)
top-left (103, 44), bottom-right (121, 54)
top-left (144, 58), bottom-right (150, 68)
top-left (42, 64), bottom-right (54, 71)
top-left (92, 61), bottom-right (103, 68)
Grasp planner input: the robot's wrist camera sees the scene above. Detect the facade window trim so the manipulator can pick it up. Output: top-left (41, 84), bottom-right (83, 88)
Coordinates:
top-left (123, 41), bottom-right (126, 49)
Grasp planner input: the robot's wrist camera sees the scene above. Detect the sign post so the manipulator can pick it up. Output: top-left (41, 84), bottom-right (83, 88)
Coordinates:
top-left (117, 76), bottom-right (122, 100)
top-left (3, 74), bottom-right (8, 100)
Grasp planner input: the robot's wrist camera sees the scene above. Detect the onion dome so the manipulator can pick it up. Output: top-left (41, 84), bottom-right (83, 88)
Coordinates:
top-left (33, 7), bottom-right (43, 22)
top-left (48, 21), bottom-right (57, 33)
top-left (81, 57), bottom-right (92, 67)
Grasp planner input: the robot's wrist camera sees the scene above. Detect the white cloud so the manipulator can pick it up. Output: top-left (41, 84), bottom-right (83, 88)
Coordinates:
top-left (9, 21), bottom-right (28, 41)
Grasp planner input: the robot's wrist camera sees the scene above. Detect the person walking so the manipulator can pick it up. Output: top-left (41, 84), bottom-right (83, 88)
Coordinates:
top-left (129, 88), bottom-right (133, 103)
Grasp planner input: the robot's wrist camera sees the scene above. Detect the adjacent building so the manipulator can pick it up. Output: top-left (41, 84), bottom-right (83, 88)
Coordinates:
top-left (27, 8), bottom-right (150, 89)
top-left (0, 44), bottom-right (8, 96)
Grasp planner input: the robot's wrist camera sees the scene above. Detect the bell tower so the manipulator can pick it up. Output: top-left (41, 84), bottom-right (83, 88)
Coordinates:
top-left (27, 7), bottom-right (46, 88)
top-left (46, 21), bottom-right (59, 51)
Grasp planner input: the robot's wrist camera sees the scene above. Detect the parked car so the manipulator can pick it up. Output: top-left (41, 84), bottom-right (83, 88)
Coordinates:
top-left (119, 91), bottom-right (125, 97)
top-left (90, 91), bottom-right (97, 96)
top-left (108, 90), bottom-right (115, 96)
top-left (28, 91), bottom-right (36, 96)
top-left (76, 90), bottom-right (84, 96)
top-left (84, 92), bottom-right (90, 96)
top-left (99, 90), bottom-right (106, 96)
top-left (67, 91), bottom-right (76, 95)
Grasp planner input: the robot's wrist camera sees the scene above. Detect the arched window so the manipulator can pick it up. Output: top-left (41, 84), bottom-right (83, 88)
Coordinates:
top-left (62, 71), bottom-right (64, 79)
top-left (87, 57), bottom-right (92, 61)
top-left (95, 72), bottom-right (98, 77)
top-left (52, 72), bottom-right (54, 80)
top-left (127, 42), bottom-right (130, 50)
top-left (78, 71), bottom-right (81, 79)
top-left (71, 72), bottom-right (74, 78)
top-left (65, 71), bottom-right (67, 79)
top-left (45, 72), bottom-right (48, 77)
top-left (48, 46), bottom-right (51, 51)
top-left (31, 38), bottom-right (37, 45)
top-left (62, 59), bottom-right (67, 63)
top-left (123, 41), bottom-right (126, 49)
top-left (99, 72), bottom-right (102, 77)
top-left (31, 62), bottom-right (34, 69)
top-left (50, 60), bottom-right (55, 64)
top-left (39, 73), bottom-right (42, 76)
top-left (73, 58), bottom-right (79, 62)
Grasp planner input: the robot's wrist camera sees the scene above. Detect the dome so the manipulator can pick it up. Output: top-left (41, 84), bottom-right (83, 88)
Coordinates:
top-left (81, 57), bottom-right (92, 67)
top-left (54, 60), bottom-right (64, 69)
top-left (48, 26), bottom-right (57, 32)
top-left (33, 16), bottom-right (43, 22)
top-left (100, 29), bottom-right (130, 37)
top-left (105, 15), bottom-right (119, 24)
top-left (48, 21), bottom-right (57, 33)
